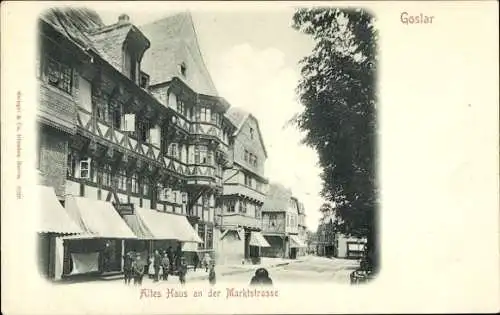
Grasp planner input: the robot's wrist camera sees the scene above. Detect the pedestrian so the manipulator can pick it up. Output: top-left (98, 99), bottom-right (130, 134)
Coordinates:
top-left (202, 253), bottom-right (211, 272)
top-left (161, 252), bottom-right (170, 281)
top-left (153, 250), bottom-right (161, 282)
top-left (208, 263), bottom-right (216, 286)
top-left (123, 251), bottom-right (133, 285)
top-left (167, 246), bottom-right (174, 272)
top-left (133, 253), bottom-right (145, 286)
top-left (147, 254), bottom-right (154, 279)
top-left (193, 253), bottom-right (200, 272)
top-left (175, 244), bottom-right (183, 271)
top-left (249, 268), bottom-right (273, 286)
top-left (178, 257), bottom-right (188, 285)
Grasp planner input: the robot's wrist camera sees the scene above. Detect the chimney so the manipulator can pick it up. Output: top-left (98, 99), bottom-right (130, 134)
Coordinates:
top-left (118, 14), bottom-right (130, 24)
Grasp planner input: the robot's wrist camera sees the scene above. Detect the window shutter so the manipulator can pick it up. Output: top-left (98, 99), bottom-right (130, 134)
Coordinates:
top-left (150, 126), bottom-right (161, 147)
top-left (123, 114), bottom-right (135, 132)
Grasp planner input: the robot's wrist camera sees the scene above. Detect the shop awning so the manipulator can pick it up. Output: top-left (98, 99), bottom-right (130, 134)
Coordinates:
top-left (124, 207), bottom-right (203, 243)
top-left (37, 185), bottom-right (83, 235)
top-left (65, 196), bottom-right (136, 239)
top-left (249, 231), bottom-right (271, 247)
top-left (289, 235), bottom-right (307, 248)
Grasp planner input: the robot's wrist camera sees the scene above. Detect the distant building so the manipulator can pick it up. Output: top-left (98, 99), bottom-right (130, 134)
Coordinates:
top-left (215, 107), bottom-right (270, 264)
top-left (260, 184), bottom-right (307, 259)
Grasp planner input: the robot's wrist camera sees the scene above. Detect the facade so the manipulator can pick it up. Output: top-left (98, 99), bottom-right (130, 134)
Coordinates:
top-left (315, 203), bottom-right (367, 258)
top-left (36, 8), bottom-right (241, 279)
top-left (297, 202), bottom-right (308, 256)
top-left (260, 184), bottom-right (306, 259)
top-left (215, 108), bottom-right (270, 264)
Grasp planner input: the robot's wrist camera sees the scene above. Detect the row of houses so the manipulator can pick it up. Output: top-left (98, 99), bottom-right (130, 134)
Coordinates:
top-left (313, 204), bottom-right (366, 259)
top-left (36, 8), bottom-right (307, 280)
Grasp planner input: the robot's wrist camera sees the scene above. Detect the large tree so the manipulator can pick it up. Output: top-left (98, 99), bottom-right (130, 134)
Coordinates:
top-left (292, 8), bottom-right (378, 271)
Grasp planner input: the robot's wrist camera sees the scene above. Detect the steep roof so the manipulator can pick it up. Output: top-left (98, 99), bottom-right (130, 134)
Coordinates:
top-left (261, 183), bottom-right (293, 213)
top-left (225, 107), bottom-right (268, 158)
top-left (41, 9), bottom-right (150, 75)
top-left (87, 22), bottom-right (150, 73)
top-left (40, 8), bottom-right (103, 52)
top-left (139, 12), bottom-right (218, 96)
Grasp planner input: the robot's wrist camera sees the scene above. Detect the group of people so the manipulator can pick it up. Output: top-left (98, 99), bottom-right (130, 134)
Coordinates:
top-left (123, 245), bottom-right (189, 286)
top-left (122, 247), bottom-right (219, 286)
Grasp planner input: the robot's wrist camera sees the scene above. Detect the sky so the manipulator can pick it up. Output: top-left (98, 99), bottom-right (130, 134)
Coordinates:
top-left (98, 7), bottom-right (324, 231)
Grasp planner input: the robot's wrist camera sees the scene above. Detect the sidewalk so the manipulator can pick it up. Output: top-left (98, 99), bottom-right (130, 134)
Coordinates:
top-left (186, 256), bottom-right (307, 281)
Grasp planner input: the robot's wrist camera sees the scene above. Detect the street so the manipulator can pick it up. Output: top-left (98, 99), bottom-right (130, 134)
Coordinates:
top-left (190, 256), bottom-right (359, 285)
top-left (62, 255), bottom-right (359, 287)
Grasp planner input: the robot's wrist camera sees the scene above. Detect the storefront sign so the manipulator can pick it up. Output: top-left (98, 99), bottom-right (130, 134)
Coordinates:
top-left (114, 203), bottom-right (135, 215)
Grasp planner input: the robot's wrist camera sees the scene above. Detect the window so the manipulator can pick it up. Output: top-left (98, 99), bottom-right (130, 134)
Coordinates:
top-left (161, 127), bottom-right (169, 155)
top-left (178, 99), bottom-right (186, 116)
top-left (206, 226), bottom-right (213, 249)
top-left (131, 173), bottom-right (139, 194)
top-left (111, 102), bottom-right (122, 129)
top-left (79, 157), bottom-right (91, 179)
top-left (198, 107), bottom-right (211, 123)
top-left (67, 153), bottom-right (76, 178)
top-left (227, 200), bottom-right (236, 213)
top-left (169, 143), bottom-right (179, 159)
top-left (117, 169), bottom-right (127, 191)
top-left (253, 156), bottom-right (258, 167)
top-left (123, 46), bottom-right (137, 83)
top-left (44, 56), bottom-right (73, 94)
top-left (244, 150), bottom-right (249, 162)
top-left (240, 200), bottom-right (247, 214)
top-left (101, 164), bottom-right (112, 187)
top-left (137, 120), bottom-right (150, 143)
top-left (179, 62), bottom-right (187, 77)
top-left (139, 73), bottom-right (149, 89)
top-left (244, 174), bottom-right (251, 186)
top-left (95, 96), bottom-right (109, 123)
top-left (195, 145), bottom-right (208, 164)
top-left (211, 112), bottom-right (220, 125)
top-left (256, 208), bottom-right (261, 219)
top-left (142, 177), bottom-right (150, 198)
top-left (250, 127), bottom-right (254, 139)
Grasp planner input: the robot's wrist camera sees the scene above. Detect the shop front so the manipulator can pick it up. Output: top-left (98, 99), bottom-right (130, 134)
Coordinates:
top-left (289, 235), bottom-right (307, 259)
top-left (121, 207), bottom-right (203, 271)
top-left (248, 231), bottom-right (271, 264)
top-left (37, 185), bottom-right (83, 280)
top-left (62, 196), bottom-right (137, 277)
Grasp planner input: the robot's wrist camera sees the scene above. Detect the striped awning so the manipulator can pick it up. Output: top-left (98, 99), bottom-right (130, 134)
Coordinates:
top-left (249, 231), bottom-right (271, 247)
top-left (289, 235), bottom-right (307, 248)
top-left (37, 185), bottom-right (83, 235)
top-left (124, 207), bottom-right (203, 243)
top-left (65, 196), bottom-right (136, 239)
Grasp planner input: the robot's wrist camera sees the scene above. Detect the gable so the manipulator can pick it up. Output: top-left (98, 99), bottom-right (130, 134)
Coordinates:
top-left (140, 12), bottom-right (218, 96)
top-left (240, 116), bottom-right (267, 159)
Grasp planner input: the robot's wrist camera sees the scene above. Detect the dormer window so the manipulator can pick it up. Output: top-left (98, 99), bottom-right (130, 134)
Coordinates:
top-left (179, 62), bottom-right (187, 77)
top-left (123, 43), bottom-right (138, 83)
top-left (139, 72), bottom-right (149, 89)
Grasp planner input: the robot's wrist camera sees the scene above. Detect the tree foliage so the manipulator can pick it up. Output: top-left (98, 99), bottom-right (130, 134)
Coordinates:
top-left (292, 8), bottom-right (378, 268)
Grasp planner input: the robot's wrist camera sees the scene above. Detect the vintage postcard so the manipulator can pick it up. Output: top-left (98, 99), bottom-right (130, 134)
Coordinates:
top-left (1, 1), bottom-right (499, 314)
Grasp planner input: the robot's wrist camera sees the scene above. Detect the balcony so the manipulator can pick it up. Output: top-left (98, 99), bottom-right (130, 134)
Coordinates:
top-left (218, 213), bottom-right (261, 230)
top-left (223, 183), bottom-right (265, 203)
